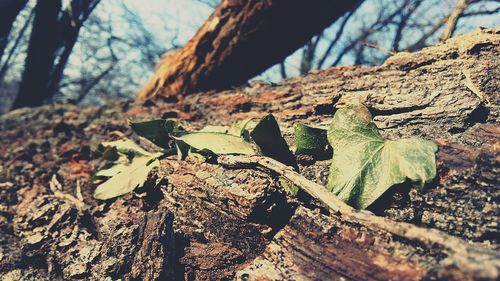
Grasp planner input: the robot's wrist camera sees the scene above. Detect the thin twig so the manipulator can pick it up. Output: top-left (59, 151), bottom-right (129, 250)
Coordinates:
top-left (362, 41), bottom-right (396, 56)
top-left (0, 8), bottom-right (35, 83)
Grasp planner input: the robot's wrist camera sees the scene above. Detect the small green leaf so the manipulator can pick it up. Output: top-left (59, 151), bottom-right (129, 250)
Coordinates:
top-left (94, 154), bottom-right (161, 200)
top-left (199, 125), bottom-right (229, 133)
top-left (326, 105), bottom-right (437, 209)
top-left (130, 119), bottom-right (180, 149)
top-left (278, 177), bottom-right (299, 196)
top-left (101, 146), bottom-right (119, 161)
top-left (101, 139), bottom-right (152, 156)
top-left (173, 132), bottom-right (256, 156)
top-left (228, 118), bottom-right (253, 138)
top-left (250, 114), bottom-right (298, 170)
top-left (175, 139), bottom-right (190, 160)
top-left (95, 163), bottom-right (128, 178)
top-left (294, 123), bottom-right (332, 160)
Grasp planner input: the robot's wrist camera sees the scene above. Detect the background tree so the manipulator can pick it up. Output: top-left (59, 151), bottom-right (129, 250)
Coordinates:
top-left (0, 0), bottom-right (175, 112)
top-left (0, 0), bottom-right (28, 61)
top-left (273, 0), bottom-right (499, 80)
top-left (57, 1), bottom-right (173, 105)
top-left (12, 0), bottom-right (100, 109)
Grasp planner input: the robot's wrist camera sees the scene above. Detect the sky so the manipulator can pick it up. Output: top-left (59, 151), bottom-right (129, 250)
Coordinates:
top-left (121, 0), bottom-right (499, 82)
top-left (123, 0), bottom-right (214, 46)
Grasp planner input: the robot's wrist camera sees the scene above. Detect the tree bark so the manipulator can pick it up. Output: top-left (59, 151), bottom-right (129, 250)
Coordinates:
top-left (0, 28), bottom-right (498, 280)
top-left (135, 0), bottom-right (361, 100)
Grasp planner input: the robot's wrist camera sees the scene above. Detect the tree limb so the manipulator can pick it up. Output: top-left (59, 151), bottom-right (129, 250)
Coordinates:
top-left (441, 0), bottom-right (470, 41)
top-left (135, 0), bottom-right (361, 100)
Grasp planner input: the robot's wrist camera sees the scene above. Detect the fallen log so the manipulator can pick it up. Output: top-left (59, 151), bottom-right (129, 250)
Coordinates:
top-left (135, 0), bottom-right (360, 100)
top-left (0, 28), bottom-right (498, 280)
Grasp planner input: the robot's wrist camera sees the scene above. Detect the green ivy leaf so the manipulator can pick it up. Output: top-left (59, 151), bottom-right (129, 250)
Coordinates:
top-left (94, 154), bottom-right (161, 200)
top-left (326, 105), bottom-right (437, 209)
top-left (250, 114), bottom-right (298, 170)
top-left (130, 119), bottom-right (180, 149)
top-left (100, 146), bottom-right (120, 161)
top-left (173, 132), bottom-right (256, 156)
top-left (199, 125), bottom-right (229, 133)
top-left (95, 162), bottom-right (129, 178)
top-left (101, 139), bottom-right (152, 157)
top-left (294, 123), bottom-right (332, 160)
top-left (228, 118), bottom-right (253, 139)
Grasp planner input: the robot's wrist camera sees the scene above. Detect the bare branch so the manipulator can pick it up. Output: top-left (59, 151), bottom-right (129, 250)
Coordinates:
top-left (462, 7), bottom-right (500, 16)
top-left (316, 7), bottom-right (358, 69)
top-left (391, 0), bottom-right (424, 52)
top-left (299, 33), bottom-right (322, 75)
top-left (331, 0), bottom-right (411, 67)
top-left (441, 0), bottom-right (470, 41)
top-left (0, 8), bottom-right (34, 84)
top-left (362, 40), bottom-right (396, 56)
top-left (406, 16), bottom-right (448, 52)
top-left (279, 61), bottom-right (287, 79)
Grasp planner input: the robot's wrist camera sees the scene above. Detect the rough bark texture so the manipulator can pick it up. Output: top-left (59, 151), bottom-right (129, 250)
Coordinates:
top-left (0, 28), bottom-right (499, 280)
top-left (136, 0), bottom-right (360, 100)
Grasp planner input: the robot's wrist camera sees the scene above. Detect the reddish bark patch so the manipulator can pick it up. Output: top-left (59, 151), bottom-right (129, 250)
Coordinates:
top-left (274, 107), bottom-right (313, 120)
top-left (58, 159), bottom-right (92, 180)
top-left (252, 91), bottom-right (288, 104)
top-left (202, 94), bottom-right (252, 112)
top-left (230, 111), bottom-right (268, 120)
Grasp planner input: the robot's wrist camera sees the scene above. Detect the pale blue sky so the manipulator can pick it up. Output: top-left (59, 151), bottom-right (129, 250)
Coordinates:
top-left (121, 0), bottom-right (499, 81)
top-left (62, 0), bottom-right (498, 104)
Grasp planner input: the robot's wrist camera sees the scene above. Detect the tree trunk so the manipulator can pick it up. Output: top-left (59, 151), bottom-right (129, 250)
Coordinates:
top-left (12, 0), bottom-right (62, 109)
top-left (11, 0), bottom-right (99, 110)
top-left (0, 0), bottom-right (28, 62)
top-left (0, 28), bottom-right (498, 280)
top-left (135, 0), bottom-right (361, 100)
top-left (46, 0), bottom-right (101, 98)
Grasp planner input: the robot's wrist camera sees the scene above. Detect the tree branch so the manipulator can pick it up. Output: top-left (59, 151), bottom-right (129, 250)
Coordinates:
top-left (441, 0), bottom-right (470, 41)
top-left (0, 8), bottom-right (34, 84)
top-left (391, 0), bottom-right (424, 52)
top-left (316, 7), bottom-right (358, 69)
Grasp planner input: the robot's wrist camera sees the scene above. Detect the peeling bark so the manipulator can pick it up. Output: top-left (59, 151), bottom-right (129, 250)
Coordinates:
top-left (0, 28), bottom-right (499, 280)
